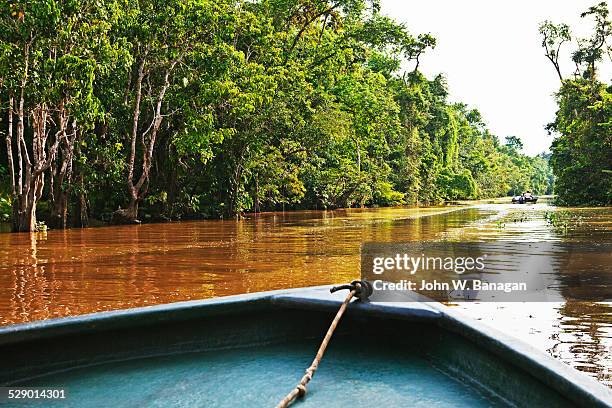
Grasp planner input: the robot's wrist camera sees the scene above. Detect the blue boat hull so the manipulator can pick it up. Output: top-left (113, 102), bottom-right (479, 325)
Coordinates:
top-left (0, 286), bottom-right (610, 407)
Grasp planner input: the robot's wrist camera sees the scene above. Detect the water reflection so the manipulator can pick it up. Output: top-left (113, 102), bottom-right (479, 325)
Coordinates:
top-left (450, 203), bottom-right (612, 387)
top-left (1, 207), bottom-right (482, 324)
top-left (0, 203), bottom-right (610, 387)
top-left (553, 302), bottom-right (611, 386)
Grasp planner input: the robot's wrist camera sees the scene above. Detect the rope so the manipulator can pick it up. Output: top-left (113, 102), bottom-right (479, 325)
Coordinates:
top-left (275, 286), bottom-right (358, 408)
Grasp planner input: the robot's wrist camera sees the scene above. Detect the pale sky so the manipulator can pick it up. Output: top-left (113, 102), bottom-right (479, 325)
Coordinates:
top-left (380, 0), bottom-right (612, 156)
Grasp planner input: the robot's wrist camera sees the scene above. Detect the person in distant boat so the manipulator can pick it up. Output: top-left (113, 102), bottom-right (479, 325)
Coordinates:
top-left (523, 191), bottom-right (533, 200)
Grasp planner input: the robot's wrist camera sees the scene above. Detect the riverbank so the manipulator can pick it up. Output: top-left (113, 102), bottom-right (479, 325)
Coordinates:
top-left (0, 196), bottom-right (513, 234)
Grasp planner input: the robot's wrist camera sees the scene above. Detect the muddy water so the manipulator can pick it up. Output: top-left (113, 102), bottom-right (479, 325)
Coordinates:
top-left (0, 200), bottom-right (610, 386)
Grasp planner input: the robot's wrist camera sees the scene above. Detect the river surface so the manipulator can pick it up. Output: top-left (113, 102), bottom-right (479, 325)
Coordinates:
top-left (0, 199), bottom-right (611, 387)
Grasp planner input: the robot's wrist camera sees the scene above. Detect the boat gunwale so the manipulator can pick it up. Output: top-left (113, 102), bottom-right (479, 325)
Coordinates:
top-left (0, 285), bottom-right (332, 345)
top-left (430, 302), bottom-right (612, 408)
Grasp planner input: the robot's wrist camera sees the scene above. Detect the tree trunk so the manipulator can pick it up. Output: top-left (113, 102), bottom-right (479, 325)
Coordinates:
top-left (353, 136), bottom-right (361, 173)
top-left (12, 102), bottom-right (60, 232)
top-left (16, 201), bottom-right (36, 233)
top-left (14, 173), bottom-right (44, 232)
top-left (228, 161), bottom-right (243, 217)
top-left (7, 43), bottom-right (66, 233)
top-left (74, 147), bottom-right (89, 228)
top-left (126, 199), bottom-right (138, 220)
top-left (112, 199), bottom-right (140, 224)
top-left (49, 118), bottom-right (76, 229)
top-left (6, 94), bottom-right (15, 196)
top-left (77, 188), bottom-right (89, 228)
top-left (253, 175), bottom-right (260, 213)
top-left (49, 190), bottom-right (69, 229)
top-left (12, 85), bottom-right (30, 232)
top-left (121, 49), bottom-right (183, 224)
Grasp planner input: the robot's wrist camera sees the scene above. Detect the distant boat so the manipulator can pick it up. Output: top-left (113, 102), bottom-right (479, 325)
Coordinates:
top-left (0, 286), bottom-right (610, 407)
top-left (512, 195), bottom-right (538, 204)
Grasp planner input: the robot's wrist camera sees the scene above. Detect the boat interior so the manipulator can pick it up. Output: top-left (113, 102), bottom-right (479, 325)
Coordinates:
top-left (0, 287), bottom-right (609, 407)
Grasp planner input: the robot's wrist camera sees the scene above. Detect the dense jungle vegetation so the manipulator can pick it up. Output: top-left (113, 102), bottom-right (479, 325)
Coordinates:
top-left (0, 0), bottom-right (556, 231)
top-left (540, 2), bottom-right (612, 206)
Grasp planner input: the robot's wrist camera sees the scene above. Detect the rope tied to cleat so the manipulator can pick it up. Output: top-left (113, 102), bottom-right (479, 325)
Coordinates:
top-left (275, 280), bottom-right (373, 408)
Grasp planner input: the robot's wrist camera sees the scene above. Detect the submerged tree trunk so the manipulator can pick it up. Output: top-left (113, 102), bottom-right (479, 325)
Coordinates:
top-left (75, 174), bottom-right (89, 228)
top-left (50, 192), bottom-right (69, 229)
top-left (49, 118), bottom-right (76, 229)
top-left (77, 188), bottom-right (89, 228)
top-left (6, 94), bottom-right (15, 197)
top-left (112, 200), bottom-right (140, 225)
top-left (5, 95), bottom-right (21, 230)
top-left (8, 44), bottom-right (61, 232)
top-left (253, 174), bottom-right (260, 213)
top-left (12, 80), bottom-right (32, 232)
top-left (12, 101), bottom-right (62, 232)
top-left (74, 141), bottom-right (89, 228)
top-left (15, 174), bottom-right (44, 232)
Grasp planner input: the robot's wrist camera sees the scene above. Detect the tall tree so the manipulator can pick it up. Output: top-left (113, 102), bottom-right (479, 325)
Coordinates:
top-left (541, 2), bottom-right (611, 205)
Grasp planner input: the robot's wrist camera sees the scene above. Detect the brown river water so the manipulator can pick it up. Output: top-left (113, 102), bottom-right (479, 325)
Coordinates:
top-left (0, 199), bottom-right (611, 387)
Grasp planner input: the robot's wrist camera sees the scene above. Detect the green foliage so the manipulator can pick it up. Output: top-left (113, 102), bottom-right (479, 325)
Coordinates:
top-left (436, 168), bottom-right (478, 200)
top-left (544, 210), bottom-right (585, 234)
top-left (0, 195), bottom-right (10, 222)
top-left (549, 80), bottom-right (611, 205)
top-left (540, 2), bottom-right (611, 206)
top-left (0, 0), bottom-right (554, 227)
